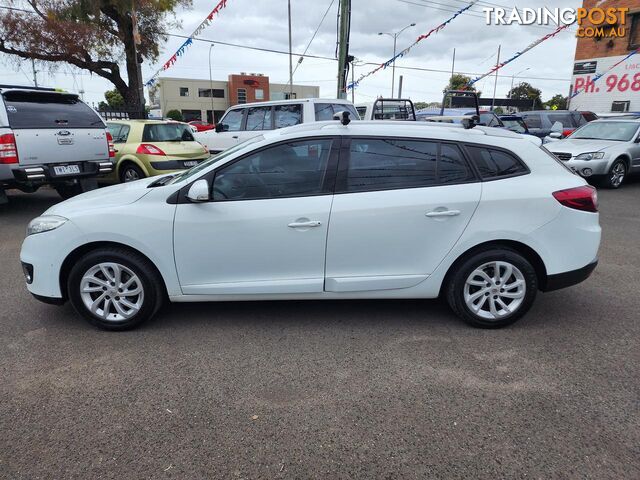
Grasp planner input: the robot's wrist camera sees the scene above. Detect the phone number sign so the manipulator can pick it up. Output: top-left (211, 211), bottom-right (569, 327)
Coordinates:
top-left (571, 56), bottom-right (640, 110)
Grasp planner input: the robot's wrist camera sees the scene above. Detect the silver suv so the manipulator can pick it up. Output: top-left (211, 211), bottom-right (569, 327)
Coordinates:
top-left (0, 85), bottom-right (115, 203)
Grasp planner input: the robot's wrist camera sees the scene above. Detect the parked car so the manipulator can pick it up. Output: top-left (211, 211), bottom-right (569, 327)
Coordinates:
top-left (0, 85), bottom-right (114, 203)
top-left (21, 120), bottom-right (600, 331)
top-left (188, 120), bottom-right (215, 132)
top-left (547, 119), bottom-right (640, 188)
top-left (104, 120), bottom-right (209, 183)
top-left (419, 108), bottom-right (505, 128)
top-left (520, 110), bottom-right (598, 139)
top-left (499, 115), bottom-right (530, 134)
top-left (194, 98), bottom-right (360, 153)
top-left (356, 98), bottom-right (416, 120)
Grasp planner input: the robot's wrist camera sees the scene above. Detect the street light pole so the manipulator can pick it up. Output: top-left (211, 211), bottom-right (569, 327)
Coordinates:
top-left (379, 23), bottom-right (415, 98)
top-left (509, 67), bottom-right (530, 96)
top-left (208, 44), bottom-right (215, 124)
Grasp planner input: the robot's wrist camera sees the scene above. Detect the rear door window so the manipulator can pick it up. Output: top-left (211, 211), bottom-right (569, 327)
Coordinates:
top-left (465, 146), bottom-right (528, 179)
top-left (521, 113), bottom-right (542, 129)
top-left (3, 91), bottom-right (104, 129)
top-left (245, 106), bottom-right (272, 131)
top-left (274, 104), bottom-right (303, 128)
top-left (547, 113), bottom-right (575, 129)
top-left (314, 103), bottom-right (359, 121)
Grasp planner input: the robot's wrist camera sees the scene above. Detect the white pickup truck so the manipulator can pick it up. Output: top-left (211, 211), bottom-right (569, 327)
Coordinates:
top-left (0, 85), bottom-right (115, 203)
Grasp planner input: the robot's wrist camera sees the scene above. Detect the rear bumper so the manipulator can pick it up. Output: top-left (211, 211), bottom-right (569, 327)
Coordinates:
top-left (542, 259), bottom-right (598, 292)
top-left (2, 160), bottom-right (114, 185)
top-left (150, 157), bottom-right (208, 171)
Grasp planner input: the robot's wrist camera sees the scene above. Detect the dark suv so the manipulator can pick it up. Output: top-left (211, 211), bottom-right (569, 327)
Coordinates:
top-left (520, 110), bottom-right (598, 139)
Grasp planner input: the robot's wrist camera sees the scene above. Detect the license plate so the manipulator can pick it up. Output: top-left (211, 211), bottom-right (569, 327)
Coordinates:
top-left (183, 160), bottom-right (198, 168)
top-left (53, 165), bottom-right (81, 175)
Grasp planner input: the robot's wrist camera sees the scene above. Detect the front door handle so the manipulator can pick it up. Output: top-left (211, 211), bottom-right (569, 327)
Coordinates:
top-left (425, 210), bottom-right (461, 217)
top-left (288, 221), bottom-right (322, 228)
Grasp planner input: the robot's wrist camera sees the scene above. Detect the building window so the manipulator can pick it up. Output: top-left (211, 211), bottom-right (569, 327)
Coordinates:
top-left (255, 89), bottom-right (264, 100)
top-left (181, 109), bottom-right (201, 122)
top-left (284, 92), bottom-right (297, 100)
top-left (237, 88), bottom-right (247, 104)
top-left (628, 13), bottom-right (640, 50)
top-left (179, 87), bottom-right (189, 97)
top-left (198, 88), bottom-right (225, 98)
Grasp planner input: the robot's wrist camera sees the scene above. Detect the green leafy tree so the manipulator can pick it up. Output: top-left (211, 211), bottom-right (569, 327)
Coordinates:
top-left (544, 94), bottom-right (568, 111)
top-left (444, 74), bottom-right (476, 93)
top-left (166, 109), bottom-right (183, 121)
top-left (104, 89), bottom-right (125, 109)
top-left (508, 82), bottom-right (543, 110)
top-left (0, 0), bottom-right (190, 117)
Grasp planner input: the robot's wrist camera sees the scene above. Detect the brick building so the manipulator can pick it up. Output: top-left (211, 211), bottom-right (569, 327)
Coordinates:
top-left (149, 73), bottom-right (320, 123)
top-left (570, 0), bottom-right (640, 113)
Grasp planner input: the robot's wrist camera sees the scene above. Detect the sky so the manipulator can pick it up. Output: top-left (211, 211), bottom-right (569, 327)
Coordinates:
top-left (0, 0), bottom-right (580, 107)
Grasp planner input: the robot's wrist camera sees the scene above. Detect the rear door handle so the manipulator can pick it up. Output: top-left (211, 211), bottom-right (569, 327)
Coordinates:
top-left (425, 210), bottom-right (461, 217)
top-left (288, 221), bottom-right (322, 228)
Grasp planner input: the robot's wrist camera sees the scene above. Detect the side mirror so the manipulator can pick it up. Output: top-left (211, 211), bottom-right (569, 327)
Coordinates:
top-left (215, 123), bottom-right (225, 133)
top-left (550, 121), bottom-right (563, 134)
top-left (549, 132), bottom-right (562, 139)
top-left (186, 179), bottom-right (210, 202)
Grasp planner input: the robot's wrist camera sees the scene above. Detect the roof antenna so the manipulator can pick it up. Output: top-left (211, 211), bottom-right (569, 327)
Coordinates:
top-left (333, 110), bottom-right (351, 125)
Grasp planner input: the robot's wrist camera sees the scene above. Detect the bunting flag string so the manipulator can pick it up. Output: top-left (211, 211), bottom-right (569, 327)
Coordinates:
top-left (570, 47), bottom-right (640, 98)
top-left (466, 22), bottom-right (572, 88)
top-left (145, 0), bottom-right (230, 87)
top-left (347, 0), bottom-right (478, 91)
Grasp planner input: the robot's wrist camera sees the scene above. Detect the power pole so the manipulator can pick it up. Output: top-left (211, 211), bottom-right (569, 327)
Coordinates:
top-left (208, 44), bottom-right (215, 123)
top-left (397, 75), bottom-right (403, 98)
top-left (288, 0), bottom-right (293, 97)
top-left (351, 59), bottom-right (355, 103)
top-left (336, 0), bottom-right (351, 99)
top-left (31, 59), bottom-right (38, 87)
top-left (451, 48), bottom-right (456, 79)
top-left (491, 44), bottom-right (501, 112)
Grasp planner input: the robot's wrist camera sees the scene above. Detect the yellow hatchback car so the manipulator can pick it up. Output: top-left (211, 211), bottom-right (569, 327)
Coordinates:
top-left (104, 120), bottom-right (209, 183)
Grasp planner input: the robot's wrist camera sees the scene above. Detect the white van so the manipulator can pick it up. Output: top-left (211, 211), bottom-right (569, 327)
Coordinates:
top-left (194, 98), bottom-right (359, 153)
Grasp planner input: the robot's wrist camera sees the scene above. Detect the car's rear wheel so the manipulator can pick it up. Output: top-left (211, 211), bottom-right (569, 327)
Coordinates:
top-left (446, 249), bottom-right (537, 328)
top-left (119, 163), bottom-right (145, 183)
top-left (602, 159), bottom-right (626, 189)
top-left (67, 248), bottom-right (163, 330)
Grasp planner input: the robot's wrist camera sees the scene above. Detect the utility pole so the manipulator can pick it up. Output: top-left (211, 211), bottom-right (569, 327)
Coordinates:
top-left (288, 0), bottom-right (293, 97)
top-left (131, 2), bottom-right (145, 118)
top-left (336, 0), bottom-right (351, 99)
top-left (451, 48), bottom-right (456, 80)
top-left (379, 23), bottom-right (415, 98)
top-left (397, 75), bottom-right (403, 98)
top-left (208, 44), bottom-right (215, 124)
top-left (351, 59), bottom-right (355, 103)
top-left (31, 59), bottom-right (38, 87)
top-left (491, 45), bottom-right (501, 112)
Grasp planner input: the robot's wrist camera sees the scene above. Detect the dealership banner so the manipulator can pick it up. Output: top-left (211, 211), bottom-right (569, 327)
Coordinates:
top-left (570, 53), bottom-right (640, 112)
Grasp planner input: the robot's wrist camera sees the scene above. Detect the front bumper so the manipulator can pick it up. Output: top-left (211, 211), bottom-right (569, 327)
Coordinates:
top-left (542, 259), bottom-right (598, 292)
top-left (564, 158), bottom-right (609, 177)
top-left (8, 160), bottom-right (114, 184)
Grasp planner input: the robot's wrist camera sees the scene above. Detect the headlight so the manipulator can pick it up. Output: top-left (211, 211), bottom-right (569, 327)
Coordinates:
top-left (576, 152), bottom-right (605, 161)
top-left (26, 215), bottom-right (68, 236)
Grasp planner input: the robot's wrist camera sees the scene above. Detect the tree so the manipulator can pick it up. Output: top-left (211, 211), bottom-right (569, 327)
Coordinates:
top-left (166, 109), bottom-right (182, 121)
top-left (544, 94), bottom-right (568, 111)
top-left (104, 89), bottom-right (125, 108)
top-left (443, 74), bottom-right (476, 93)
top-left (508, 82), bottom-right (543, 110)
top-left (0, 0), bottom-right (190, 117)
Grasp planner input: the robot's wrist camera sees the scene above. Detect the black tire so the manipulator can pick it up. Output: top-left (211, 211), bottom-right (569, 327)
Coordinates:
top-left (445, 248), bottom-right (538, 328)
top-left (55, 183), bottom-right (83, 199)
top-left (119, 163), bottom-right (145, 183)
top-left (67, 247), bottom-right (164, 330)
top-left (601, 158), bottom-right (627, 189)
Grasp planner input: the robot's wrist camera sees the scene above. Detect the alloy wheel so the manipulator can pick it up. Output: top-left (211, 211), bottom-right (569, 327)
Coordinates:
top-left (79, 262), bottom-right (144, 322)
top-left (123, 168), bottom-right (140, 182)
top-left (610, 162), bottom-right (626, 188)
top-left (463, 261), bottom-right (526, 320)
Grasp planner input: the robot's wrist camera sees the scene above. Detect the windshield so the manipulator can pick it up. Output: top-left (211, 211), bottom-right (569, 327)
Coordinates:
top-left (168, 135), bottom-right (266, 184)
top-left (502, 119), bottom-right (527, 134)
top-left (571, 121), bottom-right (639, 141)
top-left (142, 123), bottom-right (195, 142)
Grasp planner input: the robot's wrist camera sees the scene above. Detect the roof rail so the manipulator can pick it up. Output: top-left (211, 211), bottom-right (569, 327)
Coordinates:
top-left (0, 84), bottom-right (58, 92)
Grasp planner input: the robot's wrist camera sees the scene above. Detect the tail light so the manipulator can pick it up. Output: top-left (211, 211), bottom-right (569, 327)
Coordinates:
top-left (562, 128), bottom-right (575, 138)
top-left (0, 133), bottom-right (19, 164)
top-left (136, 144), bottom-right (166, 156)
top-left (106, 131), bottom-right (116, 158)
top-left (553, 186), bottom-right (598, 213)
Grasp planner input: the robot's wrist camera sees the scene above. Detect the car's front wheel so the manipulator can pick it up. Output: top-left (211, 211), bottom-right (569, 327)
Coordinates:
top-left (602, 159), bottom-right (626, 189)
top-left (446, 248), bottom-right (538, 328)
top-left (67, 248), bottom-right (163, 330)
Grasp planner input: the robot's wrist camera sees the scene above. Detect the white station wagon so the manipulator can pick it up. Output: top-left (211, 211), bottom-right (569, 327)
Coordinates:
top-left (20, 119), bottom-right (601, 330)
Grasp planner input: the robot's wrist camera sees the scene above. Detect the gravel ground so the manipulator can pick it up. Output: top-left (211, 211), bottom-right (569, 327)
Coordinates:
top-left (1, 180), bottom-right (639, 479)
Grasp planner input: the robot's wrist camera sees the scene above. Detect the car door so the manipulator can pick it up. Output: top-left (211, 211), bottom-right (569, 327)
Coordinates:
top-left (173, 137), bottom-right (338, 295)
top-left (324, 137), bottom-right (481, 293)
top-left (629, 126), bottom-right (640, 171)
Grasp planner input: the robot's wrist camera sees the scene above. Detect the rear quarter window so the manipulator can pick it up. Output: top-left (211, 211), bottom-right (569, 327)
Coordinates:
top-left (464, 146), bottom-right (528, 180)
top-left (3, 91), bottom-right (104, 129)
top-left (521, 113), bottom-right (542, 129)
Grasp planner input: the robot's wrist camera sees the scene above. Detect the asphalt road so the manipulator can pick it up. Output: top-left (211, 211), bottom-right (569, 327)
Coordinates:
top-left (1, 181), bottom-right (639, 480)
